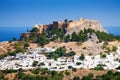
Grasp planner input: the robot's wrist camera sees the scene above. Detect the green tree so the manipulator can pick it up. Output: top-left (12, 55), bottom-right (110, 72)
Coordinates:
top-left (72, 68), bottom-right (77, 72)
top-left (79, 53), bottom-right (85, 61)
top-left (38, 34), bottom-right (50, 47)
top-left (31, 68), bottom-right (40, 74)
top-left (73, 76), bottom-right (80, 80)
top-left (65, 70), bottom-right (70, 76)
top-left (30, 27), bottom-right (39, 33)
top-left (55, 47), bottom-right (66, 57)
top-left (32, 61), bottom-right (38, 67)
top-left (81, 73), bottom-right (94, 80)
top-left (24, 43), bottom-right (29, 48)
top-left (13, 37), bottom-right (17, 41)
top-left (94, 66), bottom-right (104, 71)
top-left (65, 34), bottom-right (70, 42)
top-left (76, 62), bottom-right (81, 65)
top-left (71, 32), bottom-right (78, 41)
top-left (58, 28), bottom-right (65, 41)
top-left (15, 47), bottom-right (24, 53)
top-left (67, 51), bottom-right (76, 57)
top-left (100, 53), bottom-right (106, 58)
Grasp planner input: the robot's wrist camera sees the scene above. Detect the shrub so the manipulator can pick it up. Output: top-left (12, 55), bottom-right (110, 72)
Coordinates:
top-left (81, 73), bottom-right (94, 80)
top-left (100, 53), bottom-right (106, 58)
top-left (83, 47), bottom-right (86, 49)
top-left (112, 46), bottom-right (118, 52)
top-left (76, 62), bottom-right (81, 65)
top-left (67, 51), bottom-right (76, 57)
top-left (94, 66), bottom-right (104, 71)
top-left (65, 70), bottom-right (70, 76)
top-left (68, 66), bottom-right (73, 69)
top-left (2, 69), bottom-right (17, 73)
top-left (24, 43), bottom-right (29, 48)
top-left (73, 76), bottom-right (80, 80)
top-left (79, 54), bottom-right (85, 60)
top-left (32, 61), bottom-right (38, 67)
top-left (72, 68), bottom-right (77, 72)
top-left (31, 68), bottom-right (40, 74)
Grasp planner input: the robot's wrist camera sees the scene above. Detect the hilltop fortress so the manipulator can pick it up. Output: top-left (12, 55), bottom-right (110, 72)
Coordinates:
top-left (35, 18), bottom-right (107, 33)
top-left (20, 18), bottom-right (107, 39)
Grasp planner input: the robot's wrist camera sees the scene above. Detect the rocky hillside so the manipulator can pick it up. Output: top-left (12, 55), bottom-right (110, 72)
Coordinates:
top-left (66, 18), bottom-right (107, 35)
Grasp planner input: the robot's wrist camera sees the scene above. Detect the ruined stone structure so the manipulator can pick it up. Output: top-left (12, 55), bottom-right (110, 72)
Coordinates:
top-left (20, 18), bottom-right (107, 40)
top-left (20, 32), bottom-right (31, 40)
top-left (34, 18), bottom-right (107, 35)
top-left (52, 21), bottom-right (64, 29)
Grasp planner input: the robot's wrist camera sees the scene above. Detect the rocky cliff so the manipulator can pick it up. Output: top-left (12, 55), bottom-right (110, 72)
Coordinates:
top-left (66, 18), bottom-right (107, 35)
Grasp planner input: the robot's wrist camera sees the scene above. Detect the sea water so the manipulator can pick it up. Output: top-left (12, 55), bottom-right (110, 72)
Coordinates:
top-left (0, 27), bottom-right (32, 42)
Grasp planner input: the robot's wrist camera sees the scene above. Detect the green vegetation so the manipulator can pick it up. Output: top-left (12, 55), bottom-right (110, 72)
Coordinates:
top-left (71, 30), bottom-right (88, 42)
top-left (76, 42), bottom-right (82, 46)
top-left (83, 47), bottom-right (87, 49)
top-left (0, 47), bottom-right (25, 59)
top-left (23, 27), bottom-right (120, 47)
top-left (95, 31), bottom-right (114, 42)
top-left (46, 46), bottom-right (67, 59)
top-left (65, 34), bottom-right (70, 42)
top-left (81, 73), bottom-right (94, 80)
top-left (93, 66), bottom-right (104, 71)
top-left (116, 65), bottom-right (120, 70)
top-left (79, 53), bottom-right (85, 61)
top-left (24, 43), bottom-right (29, 48)
top-left (96, 70), bottom-right (120, 80)
top-left (65, 70), bottom-right (70, 76)
top-left (0, 41), bottom-right (27, 59)
top-left (46, 47), bottom-right (76, 60)
top-left (12, 37), bottom-right (17, 41)
top-left (1, 68), bottom-right (120, 80)
top-left (100, 53), bottom-right (106, 58)
top-left (76, 62), bottom-right (81, 65)
top-left (68, 66), bottom-right (73, 69)
top-left (38, 30), bottom-right (50, 47)
top-left (112, 46), bottom-right (118, 52)
top-left (50, 28), bottom-right (65, 41)
top-left (32, 61), bottom-right (38, 67)
top-left (17, 68), bottom-right (64, 80)
top-left (31, 68), bottom-right (40, 74)
top-left (66, 51), bottom-right (76, 57)
top-left (2, 69), bottom-right (17, 73)
top-left (73, 76), bottom-right (80, 80)
top-left (97, 64), bottom-right (105, 66)
top-left (38, 62), bottom-right (45, 66)
top-left (102, 41), bottom-right (108, 48)
top-left (102, 42), bottom-right (118, 52)
top-left (106, 46), bottom-right (111, 52)
top-left (30, 27), bottom-right (39, 33)
top-left (72, 68), bottom-right (77, 72)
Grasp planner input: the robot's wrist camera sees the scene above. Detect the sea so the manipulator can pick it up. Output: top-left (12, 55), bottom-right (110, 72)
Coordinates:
top-left (0, 26), bottom-right (120, 42)
top-left (0, 27), bottom-right (32, 42)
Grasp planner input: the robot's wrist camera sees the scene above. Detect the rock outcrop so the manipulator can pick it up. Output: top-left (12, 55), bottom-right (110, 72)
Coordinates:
top-left (87, 33), bottom-right (99, 43)
top-left (66, 18), bottom-right (107, 35)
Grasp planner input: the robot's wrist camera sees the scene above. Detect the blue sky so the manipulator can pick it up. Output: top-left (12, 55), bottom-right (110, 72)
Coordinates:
top-left (0, 0), bottom-right (120, 27)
